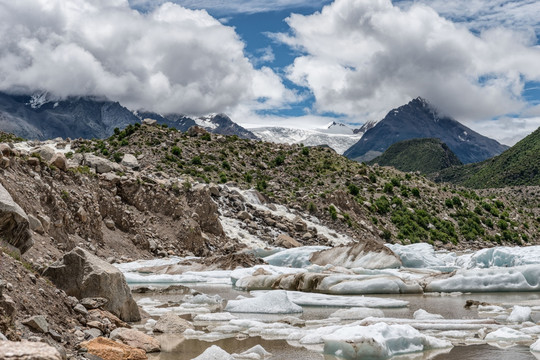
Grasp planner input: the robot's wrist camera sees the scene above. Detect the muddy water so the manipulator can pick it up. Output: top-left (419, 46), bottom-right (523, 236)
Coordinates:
top-left (141, 284), bottom-right (540, 359)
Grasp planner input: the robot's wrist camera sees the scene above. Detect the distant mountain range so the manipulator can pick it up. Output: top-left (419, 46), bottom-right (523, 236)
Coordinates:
top-left (0, 91), bottom-right (256, 140)
top-left (250, 121), bottom-right (364, 154)
top-left (344, 97), bottom-right (509, 164)
top-left (431, 126), bottom-right (540, 188)
top-left (369, 138), bottom-right (463, 174)
top-left (138, 112), bottom-right (258, 140)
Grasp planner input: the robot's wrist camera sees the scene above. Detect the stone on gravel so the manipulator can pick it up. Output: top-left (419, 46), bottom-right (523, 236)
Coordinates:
top-left (110, 328), bottom-right (160, 353)
top-left (43, 247), bottom-right (140, 322)
top-left (80, 337), bottom-right (147, 360)
top-left (275, 234), bottom-right (301, 248)
top-left (22, 315), bottom-right (49, 333)
top-left (153, 312), bottom-right (194, 333)
top-left (0, 340), bottom-right (62, 360)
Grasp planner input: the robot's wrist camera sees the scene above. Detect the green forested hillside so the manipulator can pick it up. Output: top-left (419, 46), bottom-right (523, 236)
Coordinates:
top-left (432, 127), bottom-right (540, 188)
top-left (369, 138), bottom-right (462, 174)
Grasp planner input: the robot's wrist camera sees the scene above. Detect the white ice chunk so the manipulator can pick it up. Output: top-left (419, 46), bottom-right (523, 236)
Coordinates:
top-left (233, 345), bottom-right (272, 359)
top-left (194, 312), bottom-right (237, 321)
top-left (124, 270), bottom-right (232, 285)
top-left (225, 290), bottom-right (302, 314)
top-left (386, 243), bottom-right (457, 269)
top-left (264, 246), bottom-right (329, 268)
top-left (115, 256), bottom-right (185, 272)
top-left (413, 309), bottom-right (444, 320)
top-left (330, 308), bottom-right (384, 320)
top-left (484, 327), bottom-right (532, 342)
top-left (251, 290), bottom-right (408, 308)
top-left (531, 338), bottom-right (540, 352)
top-left (507, 306), bottom-right (532, 323)
top-left (322, 323), bottom-right (452, 359)
top-left (465, 246), bottom-right (540, 269)
top-left (425, 265), bottom-right (540, 293)
top-left (192, 345), bottom-right (234, 360)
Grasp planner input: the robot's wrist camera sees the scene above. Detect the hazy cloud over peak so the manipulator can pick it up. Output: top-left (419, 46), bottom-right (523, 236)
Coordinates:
top-left (0, 0), bottom-right (292, 115)
top-left (276, 0), bottom-right (540, 125)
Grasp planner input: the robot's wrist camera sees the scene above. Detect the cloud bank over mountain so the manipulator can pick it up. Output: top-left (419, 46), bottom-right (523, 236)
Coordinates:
top-left (0, 0), bottom-right (292, 116)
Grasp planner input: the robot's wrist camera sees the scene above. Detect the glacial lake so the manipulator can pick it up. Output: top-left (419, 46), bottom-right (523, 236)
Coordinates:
top-left (138, 284), bottom-right (540, 360)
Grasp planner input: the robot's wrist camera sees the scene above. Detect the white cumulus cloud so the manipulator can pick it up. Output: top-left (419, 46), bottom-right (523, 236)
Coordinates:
top-left (275, 0), bottom-right (540, 129)
top-left (0, 0), bottom-right (293, 115)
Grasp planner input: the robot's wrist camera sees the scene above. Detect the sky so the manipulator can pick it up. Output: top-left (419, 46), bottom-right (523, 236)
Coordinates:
top-left (1, 0), bottom-right (540, 145)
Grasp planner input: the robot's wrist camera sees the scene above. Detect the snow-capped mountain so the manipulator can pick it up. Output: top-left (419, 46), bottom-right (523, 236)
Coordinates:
top-left (344, 97), bottom-right (509, 164)
top-left (249, 122), bottom-right (366, 154)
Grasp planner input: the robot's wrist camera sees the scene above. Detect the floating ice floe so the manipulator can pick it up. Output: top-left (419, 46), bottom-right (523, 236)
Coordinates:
top-left (507, 306), bottom-right (532, 323)
top-left (124, 270), bottom-right (232, 285)
top-left (115, 256), bottom-right (185, 272)
top-left (225, 290), bottom-right (302, 314)
top-left (321, 323), bottom-right (452, 360)
top-left (413, 309), bottom-right (444, 320)
top-left (532, 338), bottom-right (540, 352)
top-left (192, 345), bottom-right (234, 360)
top-left (251, 290), bottom-right (408, 308)
top-left (194, 312), bottom-right (237, 322)
top-left (386, 243), bottom-right (458, 271)
top-left (464, 246), bottom-right (540, 269)
top-left (264, 246), bottom-right (329, 268)
top-left (425, 265), bottom-right (540, 293)
top-left (484, 327), bottom-right (532, 342)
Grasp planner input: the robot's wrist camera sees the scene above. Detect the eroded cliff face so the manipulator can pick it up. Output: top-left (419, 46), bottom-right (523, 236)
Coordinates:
top-left (0, 143), bottom-right (231, 271)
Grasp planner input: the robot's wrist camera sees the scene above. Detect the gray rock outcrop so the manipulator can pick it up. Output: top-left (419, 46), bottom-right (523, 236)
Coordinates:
top-left (43, 247), bottom-right (140, 322)
top-left (153, 312), bottom-right (193, 333)
top-left (0, 183), bottom-right (33, 254)
top-left (83, 154), bottom-right (123, 174)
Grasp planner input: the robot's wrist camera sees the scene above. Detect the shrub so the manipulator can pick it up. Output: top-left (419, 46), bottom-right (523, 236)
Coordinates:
top-left (113, 152), bottom-right (123, 163)
top-left (308, 202), bottom-right (317, 213)
top-left (328, 205), bottom-right (338, 220)
top-left (302, 147), bottom-right (310, 156)
top-left (411, 187), bottom-right (420, 197)
top-left (348, 183), bottom-right (360, 196)
top-left (383, 183), bottom-right (394, 194)
top-left (244, 172), bottom-right (253, 183)
top-left (171, 146), bottom-right (182, 156)
top-left (219, 172), bottom-right (228, 183)
top-left (191, 156), bottom-right (202, 165)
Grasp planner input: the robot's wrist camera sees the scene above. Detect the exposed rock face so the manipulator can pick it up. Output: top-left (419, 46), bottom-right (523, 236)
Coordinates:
top-left (310, 241), bottom-right (402, 269)
top-left (0, 183), bottom-right (33, 253)
top-left (43, 247), bottom-right (140, 322)
top-left (153, 312), bottom-right (194, 333)
top-left (0, 340), bottom-right (62, 360)
top-left (80, 337), bottom-right (147, 360)
top-left (121, 154), bottom-right (139, 170)
top-left (110, 328), bottom-right (160, 353)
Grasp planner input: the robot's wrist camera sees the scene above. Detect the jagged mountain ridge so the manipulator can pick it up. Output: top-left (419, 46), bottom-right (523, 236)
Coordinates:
top-left (250, 121), bottom-right (364, 154)
top-left (0, 91), bottom-right (257, 140)
top-left (0, 92), bottom-right (139, 140)
top-left (344, 97), bottom-right (509, 164)
top-left (369, 138), bottom-right (463, 174)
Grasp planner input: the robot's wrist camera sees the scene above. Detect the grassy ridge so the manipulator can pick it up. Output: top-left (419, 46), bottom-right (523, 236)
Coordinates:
top-left (369, 138), bottom-right (462, 174)
top-left (433, 127), bottom-right (540, 188)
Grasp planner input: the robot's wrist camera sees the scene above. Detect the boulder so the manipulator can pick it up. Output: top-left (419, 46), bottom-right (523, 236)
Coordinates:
top-left (120, 154), bottom-right (139, 170)
top-left (110, 328), bottom-right (160, 353)
top-left (43, 247), bottom-right (140, 322)
top-left (0, 183), bottom-right (33, 254)
top-left (0, 340), bottom-right (62, 360)
top-left (187, 126), bottom-right (208, 137)
top-left (27, 214), bottom-right (44, 234)
top-left (142, 118), bottom-right (157, 126)
top-left (275, 234), bottom-right (301, 248)
top-left (153, 312), bottom-right (193, 333)
top-left (50, 154), bottom-right (67, 171)
top-left (84, 154), bottom-right (123, 174)
top-left (35, 146), bottom-right (55, 163)
top-left (21, 315), bottom-right (48, 333)
top-left (80, 337), bottom-right (147, 360)
top-left (310, 241), bottom-right (402, 269)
